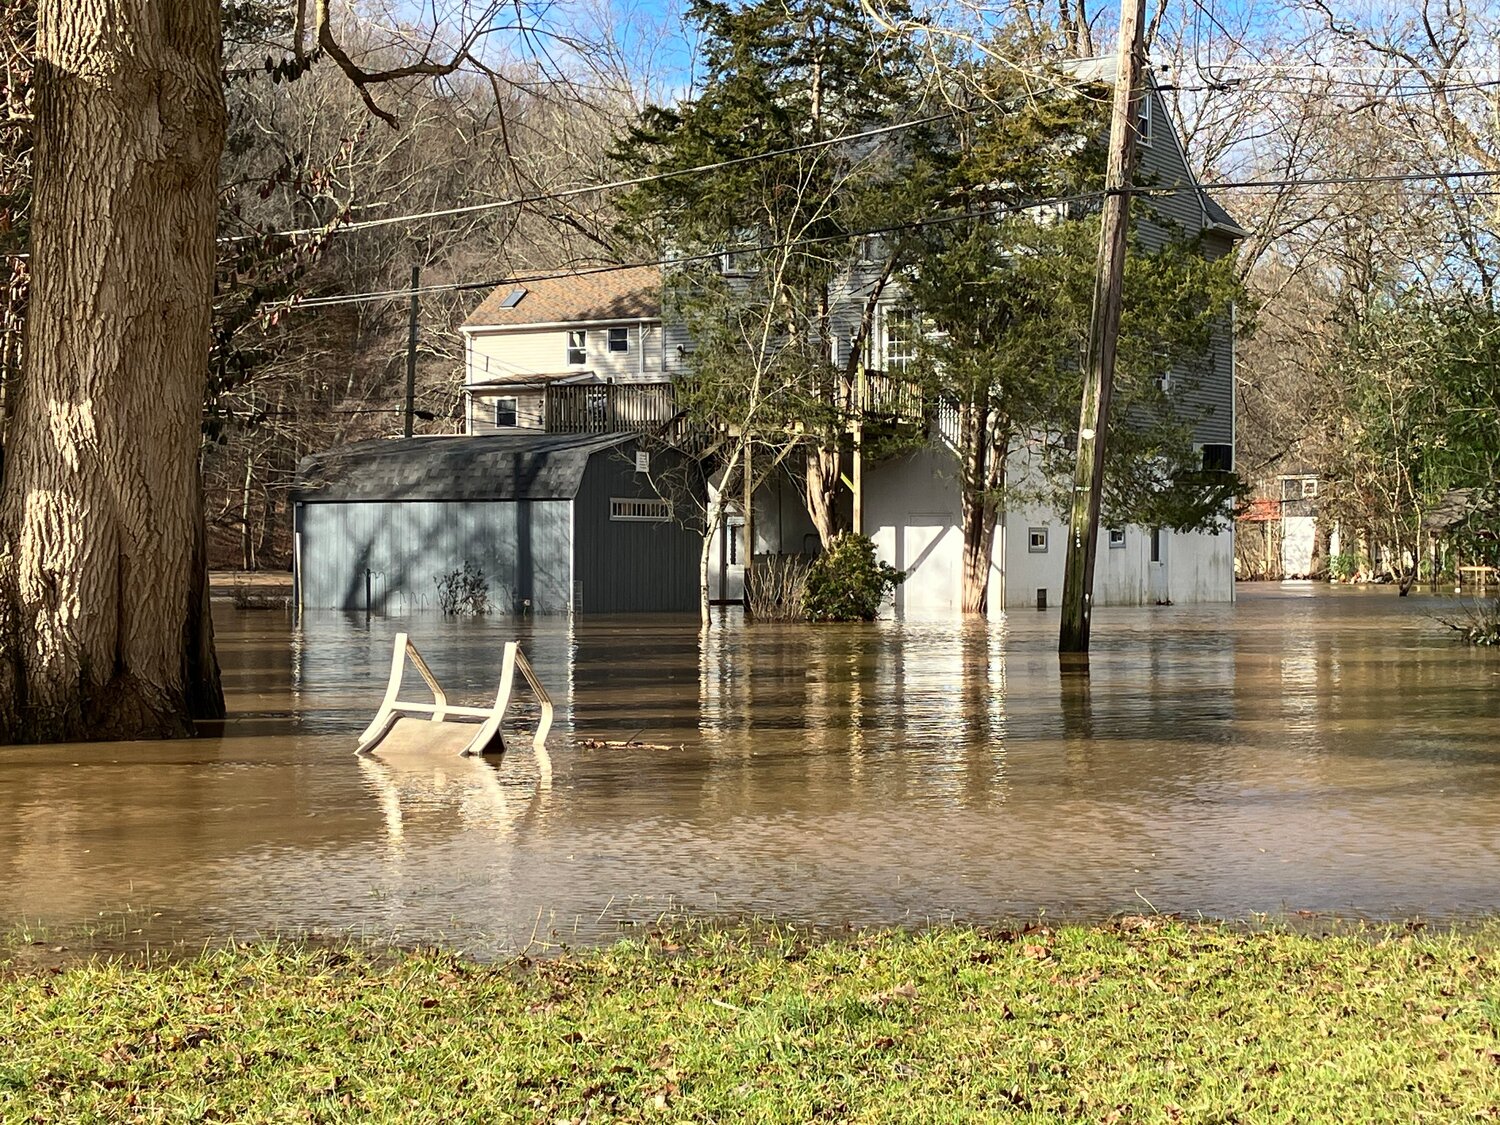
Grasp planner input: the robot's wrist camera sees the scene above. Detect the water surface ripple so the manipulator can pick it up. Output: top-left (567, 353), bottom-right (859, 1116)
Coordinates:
top-left (2, 584), bottom-right (1498, 955)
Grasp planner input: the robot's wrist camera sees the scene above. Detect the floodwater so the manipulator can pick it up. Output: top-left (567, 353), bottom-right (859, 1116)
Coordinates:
top-left (2, 584), bottom-right (1499, 956)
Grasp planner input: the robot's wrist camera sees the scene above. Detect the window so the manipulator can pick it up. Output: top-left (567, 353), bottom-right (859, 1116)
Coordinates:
top-left (1136, 91), bottom-right (1152, 147)
top-left (567, 330), bottom-right (586, 365)
top-left (883, 306), bottom-right (918, 372)
top-left (1108, 527), bottom-right (1126, 549)
top-left (1150, 528), bottom-right (1163, 563)
top-left (610, 497), bottom-right (671, 522)
top-left (607, 326), bottom-right (629, 353)
top-left (1028, 527), bottom-right (1049, 553)
top-left (493, 395), bottom-right (518, 427)
top-left (721, 228), bottom-right (760, 275)
top-left (1201, 444), bottom-right (1233, 473)
top-left (1281, 476), bottom-right (1317, 501)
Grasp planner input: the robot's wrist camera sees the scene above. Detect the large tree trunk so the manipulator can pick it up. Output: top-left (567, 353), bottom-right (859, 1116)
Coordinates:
top-left (959, 489), bottom-right (999, 615)
top-left (803, 442), bottom-right (843, 548)
top-left (0, 0), bottom-right (226, 743)
top-left (956, 399), bottom-right (1006, 615)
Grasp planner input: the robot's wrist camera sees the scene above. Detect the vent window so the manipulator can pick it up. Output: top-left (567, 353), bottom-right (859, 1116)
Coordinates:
top-left (610, 497), bottom-right (671, 522)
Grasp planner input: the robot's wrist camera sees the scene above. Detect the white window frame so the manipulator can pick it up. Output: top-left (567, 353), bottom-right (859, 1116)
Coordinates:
top-left (1301, 478), bottom-right (1319, 499)
top-left (1028, 527), bottom-right (1049, 553)
top-left (883, 305), bottom-right (918, 372)
top-left (566, 330), bottom-right (587, 366)
top-left (493, 395), bottom-right (518, 427)
top-left (1137, 91), bottom-right (1153, 148)
top-left (607, 326), bottom-right (629, 353)
top-left (1108, 527), bottom-right (1126, 549)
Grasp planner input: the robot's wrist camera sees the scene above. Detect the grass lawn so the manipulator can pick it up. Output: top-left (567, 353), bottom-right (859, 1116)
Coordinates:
top-left (3, 919), bottom-right (1499, 1123)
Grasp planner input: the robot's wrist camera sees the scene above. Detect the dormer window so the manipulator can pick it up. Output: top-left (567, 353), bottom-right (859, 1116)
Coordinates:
top-left (567, 330), bottom-right (586, 365)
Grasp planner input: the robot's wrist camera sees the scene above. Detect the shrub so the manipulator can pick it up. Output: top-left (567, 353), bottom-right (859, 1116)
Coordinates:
top-left (1438, 599), bottom-right (1500, 645)
top-left (435, 561), bottom-right (491, 616)
top-left (747, 554), bottom-right (811, 621)
top-left (1329, 552), bottom-right (1360, 582)
top-left (801, 533), bottom-right (905, 622)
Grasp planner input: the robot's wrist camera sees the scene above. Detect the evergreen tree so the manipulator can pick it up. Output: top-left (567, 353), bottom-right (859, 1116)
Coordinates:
top-left (616, 0), bottom-right (931, 547)
top-left (900, 69), bottom-right (1245, 612)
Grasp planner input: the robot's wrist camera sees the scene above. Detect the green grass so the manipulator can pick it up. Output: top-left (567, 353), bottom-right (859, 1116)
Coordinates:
top-left (2, 920), bottom-right (1500, 1122)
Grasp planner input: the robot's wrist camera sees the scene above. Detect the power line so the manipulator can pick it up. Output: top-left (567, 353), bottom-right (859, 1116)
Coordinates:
top-left (1194, 167), bottom-right (1500, 193)
top-left (281, 165), bottom-right (1500, 311)
top-left (225, 111), bottom-right (962, 243)
top-left (287, 189), bottom-right (1110, 310)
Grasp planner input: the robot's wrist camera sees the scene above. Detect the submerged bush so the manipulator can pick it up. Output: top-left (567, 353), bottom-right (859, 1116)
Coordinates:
top-left (1439, 598), bottom-right (1500, 645)
top-left (1329, 552), bottom-right (1360, 582)
top-left (748, 553), bottom-right (811, 621)
top-left (435, 560), bottom-right (491, 616)
top-left (801, 533), bottom-right (904, 622)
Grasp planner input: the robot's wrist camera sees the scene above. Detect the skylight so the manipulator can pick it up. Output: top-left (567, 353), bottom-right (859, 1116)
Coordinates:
top-left (499, 288), bottom-right (527, 309)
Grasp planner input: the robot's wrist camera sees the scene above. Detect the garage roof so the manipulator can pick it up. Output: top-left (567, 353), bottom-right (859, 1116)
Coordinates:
top-left (294, 432), bottom-right (632, 502)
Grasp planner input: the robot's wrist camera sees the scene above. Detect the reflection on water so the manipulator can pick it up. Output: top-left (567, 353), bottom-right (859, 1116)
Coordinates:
top-left (2, 585), bottom-right (1500, 956)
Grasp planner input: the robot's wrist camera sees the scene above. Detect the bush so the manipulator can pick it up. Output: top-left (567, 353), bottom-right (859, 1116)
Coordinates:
top-left (747, 554), bottom-right (811, 621)
top-left (1439, 599), bottom-right (1500, 645)
top-left (435, 561), bottom-right (491, 616)
top-left (801, 534), bottom-right (905, 622)
top-left (1329, 552), bottom-right (1360, 582)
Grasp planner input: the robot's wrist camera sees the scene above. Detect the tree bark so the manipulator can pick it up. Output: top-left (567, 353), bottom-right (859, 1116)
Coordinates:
top-left (0, 0), bottom-right (226, 743)
top-left (959, 490), bottom-right (999, 615)
top-left (957, 401), bottom-right (1005, 615)
top-left (803, 443), bottom-right (843, 549)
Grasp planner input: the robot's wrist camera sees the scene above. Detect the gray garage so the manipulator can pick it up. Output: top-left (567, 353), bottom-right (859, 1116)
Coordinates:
top-left (293, 432), bottom-right (700, 614)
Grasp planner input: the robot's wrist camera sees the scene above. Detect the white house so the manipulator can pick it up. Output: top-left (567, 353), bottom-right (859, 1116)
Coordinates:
top-left (460, 266), bottom-right (682, 437)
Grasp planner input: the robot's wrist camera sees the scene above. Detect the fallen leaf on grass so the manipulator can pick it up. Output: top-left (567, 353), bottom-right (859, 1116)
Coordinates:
top-left (864, 983), bottom-right (918, 1005)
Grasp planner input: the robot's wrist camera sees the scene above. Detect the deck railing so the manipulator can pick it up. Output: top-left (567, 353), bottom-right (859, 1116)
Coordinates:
top-left (540, 372), bottom-right (929, 442)
top-left (545, 383), bottom-right (680, 435)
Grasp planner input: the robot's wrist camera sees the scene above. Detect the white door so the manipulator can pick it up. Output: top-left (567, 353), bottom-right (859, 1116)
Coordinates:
top-left (1148, 527), bottom-right (1169, 604)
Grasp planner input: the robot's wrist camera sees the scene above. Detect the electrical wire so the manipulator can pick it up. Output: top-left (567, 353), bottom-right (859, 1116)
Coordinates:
top-left (282, 164), bottom-right (1500, 311)
top-left (225, 110), bottom-right (964, 243)
top-left (287, 188), bottom-right (1110, 309)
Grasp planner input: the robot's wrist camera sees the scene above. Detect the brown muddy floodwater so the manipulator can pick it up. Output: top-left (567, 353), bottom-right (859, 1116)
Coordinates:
top-left (2, 584), bottom-right (1499, 956)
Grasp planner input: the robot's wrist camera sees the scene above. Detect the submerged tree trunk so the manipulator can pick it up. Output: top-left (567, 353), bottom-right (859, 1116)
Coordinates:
top-left (0, 0), bottom-right (226, 743)
top-left (959, 490), bottom-right (1000, 615)
top-left (956, 400), bottom-right (1006, 615)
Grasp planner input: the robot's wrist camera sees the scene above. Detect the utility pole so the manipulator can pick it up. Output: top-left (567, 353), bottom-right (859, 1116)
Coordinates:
top-left (403, 264), bottom-right (420, 438)
top-left (1058, 0), bottom-right (1148, 657)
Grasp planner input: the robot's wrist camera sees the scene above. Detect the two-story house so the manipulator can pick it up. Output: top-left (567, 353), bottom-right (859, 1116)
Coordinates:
top-left (461, 265), bottom-right (683, 437)
top-left (453, 71), bottom-right (1245, 615)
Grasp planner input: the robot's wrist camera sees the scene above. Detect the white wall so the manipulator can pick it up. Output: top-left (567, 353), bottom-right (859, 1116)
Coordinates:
top-left (864, 446), bottom-right (998, 613)
top-left (1282, 514), bottom-right (1316, 577)
top-left (862, 442), bottom-right (1235, 614)
top-left (465, 322), bottom-right (664, 385)
top-left (467, 387), bottom-right (544, 433)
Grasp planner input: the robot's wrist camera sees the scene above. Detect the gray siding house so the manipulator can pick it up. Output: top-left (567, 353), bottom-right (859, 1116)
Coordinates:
top-left (432, 61), bottom-right (1246, 614)
top-left (293, 433), bottom-right (700, 614)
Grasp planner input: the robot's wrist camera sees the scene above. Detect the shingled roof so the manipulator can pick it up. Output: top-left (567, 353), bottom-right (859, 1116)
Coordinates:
top-left (294, 433), bottom-right (631, 502)
top-left (464, 266), bottom-right (661, 329)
